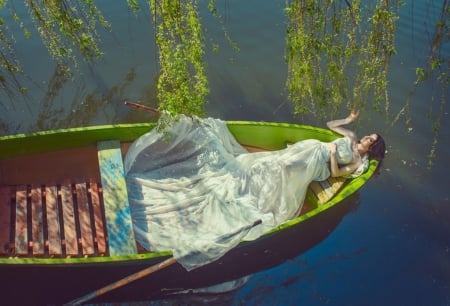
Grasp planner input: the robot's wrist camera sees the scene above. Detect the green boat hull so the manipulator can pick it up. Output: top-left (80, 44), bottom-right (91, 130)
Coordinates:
top-left (0, 121), bottom-right (377, 305)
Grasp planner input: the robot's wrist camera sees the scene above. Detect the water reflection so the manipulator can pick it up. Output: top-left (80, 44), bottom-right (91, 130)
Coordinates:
top-left (31, 65), bottom-right (158, 132)
top-left (152, 276), bottom-right (251, 305)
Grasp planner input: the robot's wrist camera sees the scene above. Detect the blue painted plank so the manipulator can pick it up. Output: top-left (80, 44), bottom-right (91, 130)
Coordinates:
top-left (97, 140), bottom-right (137, 256)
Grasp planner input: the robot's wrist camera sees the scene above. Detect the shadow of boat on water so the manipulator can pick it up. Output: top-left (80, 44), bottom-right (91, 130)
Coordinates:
top-left (85, 192), bottom-right (361, 305)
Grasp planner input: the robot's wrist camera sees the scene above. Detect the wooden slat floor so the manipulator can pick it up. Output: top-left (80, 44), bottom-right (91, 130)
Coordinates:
top-left (0, 180), bottom-right (108, 257)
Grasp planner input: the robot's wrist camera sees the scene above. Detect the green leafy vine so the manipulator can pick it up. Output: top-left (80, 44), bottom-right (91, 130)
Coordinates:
top-left (25, 0), bottom-right (109, 64)
top-left (285, 0), bottom-right (400, 118)
top-left (148, 0), bottom-right (208, 118)
top-left (0, 0), bottom-right (110, 96)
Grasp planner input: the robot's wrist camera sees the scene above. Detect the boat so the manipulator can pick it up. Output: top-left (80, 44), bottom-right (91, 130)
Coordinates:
top-left (0, 120), bottom-right (378, 305)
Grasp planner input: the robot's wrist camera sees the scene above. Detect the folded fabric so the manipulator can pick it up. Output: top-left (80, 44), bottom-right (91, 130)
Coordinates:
top-left (125, 115), bottom-right (332, 270)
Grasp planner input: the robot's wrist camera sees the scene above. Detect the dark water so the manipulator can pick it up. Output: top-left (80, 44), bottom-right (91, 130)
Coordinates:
top-left (1, 0), bottom-right (449, 305)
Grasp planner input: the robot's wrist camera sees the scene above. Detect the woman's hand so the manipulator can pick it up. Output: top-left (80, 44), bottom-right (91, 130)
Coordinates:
top-left (330, 143), bottom-right (337, 154)
top-left (348, 110), bottom-right (360, 123)
top-left (326, 110), bottom-right (359, 140)
top-left (330, 146), bottom-right (363, 178)
top-left (353, 149), bottom-right (362, 165)
top-left (329, 143), bottom-right (340, 177)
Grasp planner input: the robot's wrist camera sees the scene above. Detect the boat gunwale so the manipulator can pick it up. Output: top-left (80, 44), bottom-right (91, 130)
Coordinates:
top-left (1, 121), bottom-right (337, 158)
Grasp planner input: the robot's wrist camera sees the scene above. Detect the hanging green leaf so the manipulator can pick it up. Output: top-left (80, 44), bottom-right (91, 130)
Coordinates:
top-left (285, 0), bottom-right (400, 118)
top-left (148, 0), bottom-right (209, 117)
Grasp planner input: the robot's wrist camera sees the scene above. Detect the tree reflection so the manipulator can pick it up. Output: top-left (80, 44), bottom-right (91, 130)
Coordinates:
top-left (392, 0), bottom-right (449, 168)
top-left (31, 65), bottom-right (155, 131)
top-left (0, 0), bottom-right (109, 128)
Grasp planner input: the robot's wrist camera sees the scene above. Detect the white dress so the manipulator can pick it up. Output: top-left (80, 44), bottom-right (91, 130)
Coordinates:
top-left (124, 115), bottom-right (353, 270)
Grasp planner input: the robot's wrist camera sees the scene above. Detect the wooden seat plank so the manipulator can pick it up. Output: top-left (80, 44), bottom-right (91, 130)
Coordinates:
top-left (318, 180), bottom-right (335, 200)
top-left (309, 181), bottom-right (329, 204)
top-left (30, 185), bottom-right (44, 255)
top-left (15, 186), bottom-right (28, 255)
top-left (0, 186), bottom-right (12, 255)
top-left (60, 183), bottom-right (79, 256)
top-left (309, 177), bottom-right (346, 205)
top-left (88, 181), bottom-right (107, 254)
top-left (45, 185), bottom-right (62, 255)
top-left (76, 183), bottom-right (95, 255)
top-left (328, 177), bottom-right (345, 193)
top-left (97, 140), bottom-right (137, 256)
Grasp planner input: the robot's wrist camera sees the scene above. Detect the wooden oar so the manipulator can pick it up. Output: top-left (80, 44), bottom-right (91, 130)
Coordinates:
top-left (64, 220), bottom-right (262, 305)
top-left (64, 256), bottom-right (177, 306)
top-left (124, 101), bottom-right (160, 115)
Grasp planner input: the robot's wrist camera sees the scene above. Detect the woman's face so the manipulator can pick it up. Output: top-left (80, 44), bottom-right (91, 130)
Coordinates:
top-left (359, 134), bottom-right (378, 151)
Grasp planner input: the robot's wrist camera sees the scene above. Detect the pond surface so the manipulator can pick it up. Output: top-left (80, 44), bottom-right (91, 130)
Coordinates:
top-left (1, 0), bottom-right (449, 305)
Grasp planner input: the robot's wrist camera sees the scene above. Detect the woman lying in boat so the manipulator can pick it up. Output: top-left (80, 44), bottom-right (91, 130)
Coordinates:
top-left (124, 111), bottom-right (385, 271)
top-left (326, 110), bottom-right (385, 178)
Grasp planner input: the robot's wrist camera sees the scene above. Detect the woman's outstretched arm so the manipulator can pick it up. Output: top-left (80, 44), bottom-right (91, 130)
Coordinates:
top-left (326, 110), bottom-right (359, 140)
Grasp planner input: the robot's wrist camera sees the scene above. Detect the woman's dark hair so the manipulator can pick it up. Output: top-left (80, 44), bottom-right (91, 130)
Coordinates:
top-left (368, 133), bottom-right (386, 161)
